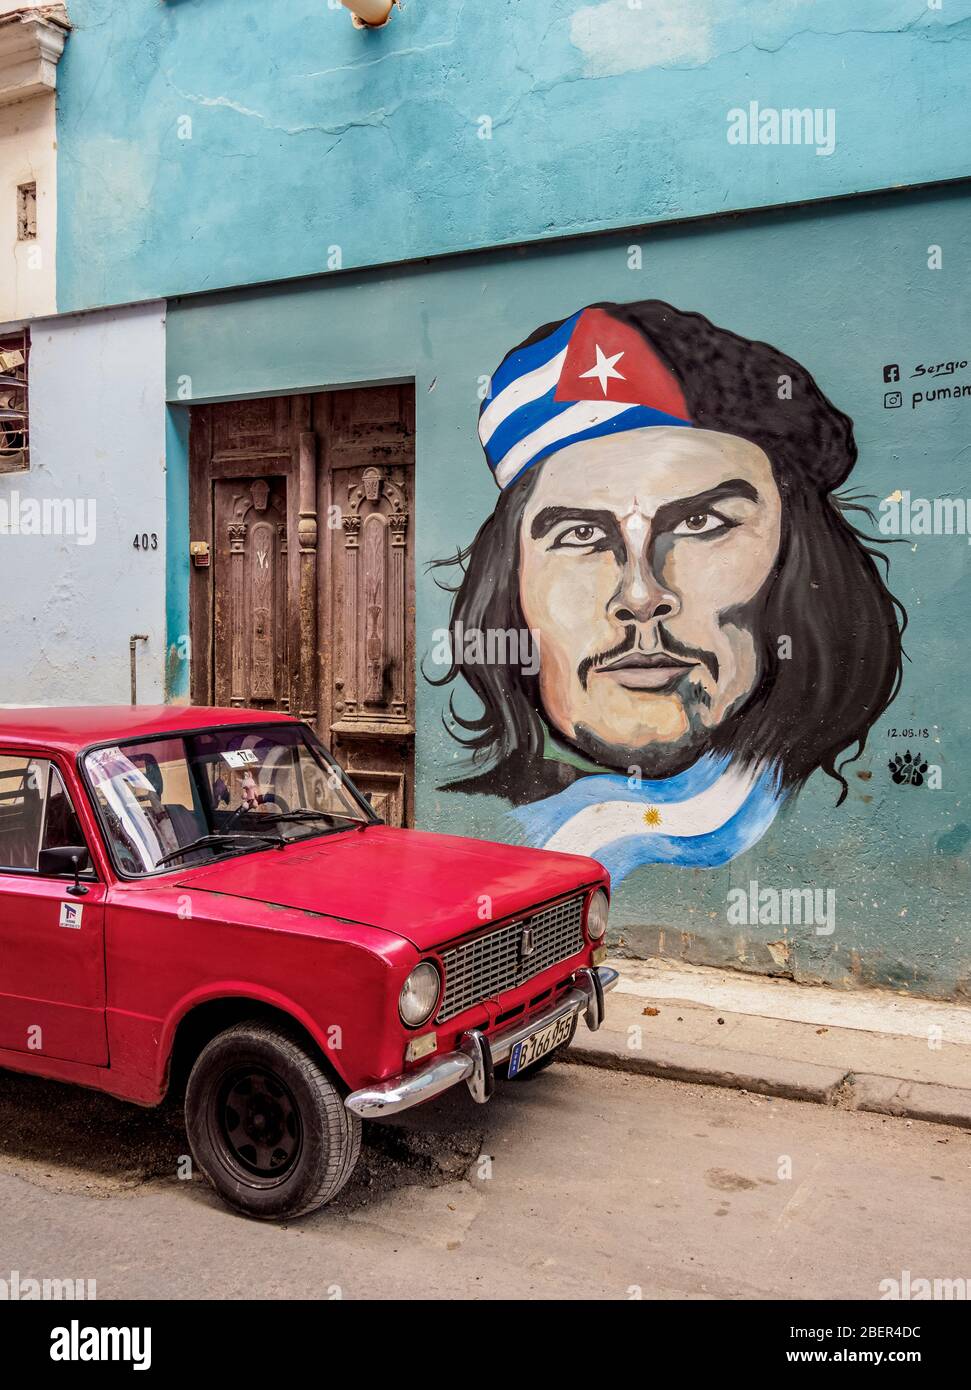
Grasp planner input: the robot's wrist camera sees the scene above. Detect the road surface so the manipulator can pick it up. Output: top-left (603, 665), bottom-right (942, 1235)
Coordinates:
top-left (0, 1061), bottom-right (967, 1299)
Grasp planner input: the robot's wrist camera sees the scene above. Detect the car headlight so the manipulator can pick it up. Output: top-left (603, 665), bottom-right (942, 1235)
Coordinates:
top-left (399, 962), bottom-right (441, 1027)
top-left (586, 888), bottom-right (609, 941)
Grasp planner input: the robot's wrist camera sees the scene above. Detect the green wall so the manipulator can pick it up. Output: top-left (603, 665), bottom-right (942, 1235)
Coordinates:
top-left (166, 184), bottom-right (971, 999)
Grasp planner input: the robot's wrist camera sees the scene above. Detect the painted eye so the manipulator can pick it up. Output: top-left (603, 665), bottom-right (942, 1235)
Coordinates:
top-left (553, 524), bottom-right (606, 547)
top-left (674, 512), bottom-right (722, 535)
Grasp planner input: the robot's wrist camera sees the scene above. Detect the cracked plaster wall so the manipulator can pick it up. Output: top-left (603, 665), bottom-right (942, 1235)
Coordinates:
top-left (0, 301), bottom-right (167, 704)
top-left (54, 0), bottom-right (971, 312)
top-left (0, 97), bottom-right (56, 322)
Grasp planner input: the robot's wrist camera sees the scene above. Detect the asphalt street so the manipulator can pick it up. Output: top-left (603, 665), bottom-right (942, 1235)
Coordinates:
top-left (0, 1061), bottom-right (968, 1300)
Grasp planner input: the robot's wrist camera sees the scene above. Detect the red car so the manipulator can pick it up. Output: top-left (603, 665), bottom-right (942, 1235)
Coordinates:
top-left (0, 707), bottom-right (615, 1219)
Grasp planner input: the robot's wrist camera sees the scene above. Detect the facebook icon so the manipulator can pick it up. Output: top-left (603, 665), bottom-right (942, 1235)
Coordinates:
top-left (883, 364), bottom-right (900, 383)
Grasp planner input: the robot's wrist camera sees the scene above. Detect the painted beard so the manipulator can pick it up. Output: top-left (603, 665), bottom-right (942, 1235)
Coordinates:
top-left (569, 685), bottom-right (718, 779)
top-left (557, 614), bottom-right (762, 778)
top-left (565, 628), bottom-right (713, 777)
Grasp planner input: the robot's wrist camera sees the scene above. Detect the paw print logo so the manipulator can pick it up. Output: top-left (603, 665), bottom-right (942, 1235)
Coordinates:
top-left (889, 749), bottom-right (928, 787)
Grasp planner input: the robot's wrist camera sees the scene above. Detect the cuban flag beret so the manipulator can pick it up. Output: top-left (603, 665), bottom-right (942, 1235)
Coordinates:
top-left (478, 305), bottom-right (693, 489)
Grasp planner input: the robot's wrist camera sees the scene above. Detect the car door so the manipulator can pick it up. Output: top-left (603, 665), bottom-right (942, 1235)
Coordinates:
top-left (0, 751), bottom-right (108, 1066)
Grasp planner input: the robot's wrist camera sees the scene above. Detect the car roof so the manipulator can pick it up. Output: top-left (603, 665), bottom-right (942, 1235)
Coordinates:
top-left (0, 706), bottom-right (298, 756)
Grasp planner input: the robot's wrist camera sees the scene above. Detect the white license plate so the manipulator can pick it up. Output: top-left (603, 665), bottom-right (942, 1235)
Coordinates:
top-left (507, 1010), bottom-right (577, 1077)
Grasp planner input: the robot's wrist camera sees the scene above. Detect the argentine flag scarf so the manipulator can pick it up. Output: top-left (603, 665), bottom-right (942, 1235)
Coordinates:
top-left (507, 749), bottom-right (784, 884)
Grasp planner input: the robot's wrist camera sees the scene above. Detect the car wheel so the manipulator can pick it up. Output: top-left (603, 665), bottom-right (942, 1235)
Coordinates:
top-left (185, 1020), bottom-right (361, 1221)
top-left (506, 1011), bottom-right (578, 1080)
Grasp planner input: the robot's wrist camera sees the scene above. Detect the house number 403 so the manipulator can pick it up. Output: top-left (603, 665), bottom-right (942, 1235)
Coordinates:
top-left (133, 533), bottom-right (159, 551)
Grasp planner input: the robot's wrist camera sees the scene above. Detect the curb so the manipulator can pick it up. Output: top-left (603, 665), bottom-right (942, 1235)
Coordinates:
top-left (848, 1073), bottom-right (971, 1130)
top-left (566, 1036), bottom-right (971, 1131)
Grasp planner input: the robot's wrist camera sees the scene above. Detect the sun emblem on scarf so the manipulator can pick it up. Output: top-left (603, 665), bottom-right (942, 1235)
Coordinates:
top-left (642, 806), bottom-right (662, 827)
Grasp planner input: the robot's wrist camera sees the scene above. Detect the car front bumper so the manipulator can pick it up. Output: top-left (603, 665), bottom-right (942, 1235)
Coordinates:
top-left (345, 965), bottom-right (619, 1119)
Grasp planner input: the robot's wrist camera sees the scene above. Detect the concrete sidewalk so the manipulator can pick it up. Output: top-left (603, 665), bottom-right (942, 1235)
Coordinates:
top-left (569, 957), bottom-right (971, 1129)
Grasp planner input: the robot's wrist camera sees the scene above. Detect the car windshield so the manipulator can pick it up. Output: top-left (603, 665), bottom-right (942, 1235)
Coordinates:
top-left (83, 723), bottom-right (371, 876)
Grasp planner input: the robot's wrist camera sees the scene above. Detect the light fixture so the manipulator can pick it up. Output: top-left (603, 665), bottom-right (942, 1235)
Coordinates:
top-left (339, 0), bottom-right (397, 27)
top-left (586, 888), bottom-right (609, 941)
top-left (399, 962), bottom-right (441, 1027)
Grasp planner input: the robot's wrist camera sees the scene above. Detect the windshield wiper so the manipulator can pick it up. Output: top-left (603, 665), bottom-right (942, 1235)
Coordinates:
top-left (155, 831), bottom-right (286, 868)
top-left (256, 809), bottom-right (367, 827)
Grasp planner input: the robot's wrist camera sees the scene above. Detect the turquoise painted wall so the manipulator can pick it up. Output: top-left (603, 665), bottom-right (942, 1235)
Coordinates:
top-left (165, 184), bottom-right (971, 999)
top-left (164, 404), bottom-right (191, 701)
top-left (56, 0), bottom-right (971, 312)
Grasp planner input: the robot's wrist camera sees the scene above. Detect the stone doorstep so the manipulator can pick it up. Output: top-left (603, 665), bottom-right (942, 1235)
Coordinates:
top-left (565, 957), bottom-right (971, 1131)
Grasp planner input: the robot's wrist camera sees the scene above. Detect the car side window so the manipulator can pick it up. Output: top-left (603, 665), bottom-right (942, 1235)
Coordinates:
top-left (0, 755), bottom-right (49, 871)
top-left (41, 766), bottom-right (88, 858)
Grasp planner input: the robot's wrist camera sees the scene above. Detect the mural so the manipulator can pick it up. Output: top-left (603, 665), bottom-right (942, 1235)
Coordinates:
top-left (430, 300), bottom-right (905, 883)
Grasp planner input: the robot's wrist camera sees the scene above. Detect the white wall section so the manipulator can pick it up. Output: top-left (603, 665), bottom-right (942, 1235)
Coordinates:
top-left (0, 301), bottom-right (167, 705)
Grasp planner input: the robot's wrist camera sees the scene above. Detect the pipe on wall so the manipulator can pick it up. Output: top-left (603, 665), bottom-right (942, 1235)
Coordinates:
top-left (129, 634), bottom-right (149, 705)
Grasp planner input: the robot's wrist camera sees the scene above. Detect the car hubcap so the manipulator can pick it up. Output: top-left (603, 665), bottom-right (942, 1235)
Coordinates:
top-left (217, 1067), bottom-right (302, 1182)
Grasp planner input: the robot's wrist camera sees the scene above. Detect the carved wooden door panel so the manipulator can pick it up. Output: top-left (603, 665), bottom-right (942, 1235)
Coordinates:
top-left (316, 388), bottom-right (415, 827)
top-left (189, 396), bottom-right (306, 715)
top-left (190, 387), bottom-right (416, 826)
top-left (212, 477), bottom-right (289, 709)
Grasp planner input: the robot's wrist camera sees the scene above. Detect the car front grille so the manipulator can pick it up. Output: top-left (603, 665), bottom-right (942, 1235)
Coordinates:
top-left (435, 894), bottom-right (585, 1024)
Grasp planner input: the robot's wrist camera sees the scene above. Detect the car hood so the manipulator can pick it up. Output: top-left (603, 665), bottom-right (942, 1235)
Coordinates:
top-left (177, 824), bottom-right (603, 951)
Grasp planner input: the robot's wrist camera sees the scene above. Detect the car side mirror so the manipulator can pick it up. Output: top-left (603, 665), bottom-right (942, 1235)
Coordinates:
top-left (38, 845), bottom-right (91, 896)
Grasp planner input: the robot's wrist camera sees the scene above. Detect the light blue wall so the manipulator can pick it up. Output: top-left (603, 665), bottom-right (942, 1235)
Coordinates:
top-left (164, 404), bottom-right (191, 701)
top-left (56, 0), bottom-right (971, 312)
top-left (0, 302), bottom-right (168, 704)
top-left (166, 184), bottom-right (971, 999)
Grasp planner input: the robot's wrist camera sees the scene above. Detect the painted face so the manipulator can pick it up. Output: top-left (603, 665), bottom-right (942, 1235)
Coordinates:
top-left (518, 427), bottom-right (782, 774)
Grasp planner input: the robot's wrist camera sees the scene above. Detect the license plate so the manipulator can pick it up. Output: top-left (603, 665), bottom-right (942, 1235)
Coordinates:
top-left (507, 1010), bottom-right (577, 1077)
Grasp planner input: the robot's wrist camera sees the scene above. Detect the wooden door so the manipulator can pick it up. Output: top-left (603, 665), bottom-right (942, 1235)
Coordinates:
top-left (190, 395), bottom-right (307, 717)
top-left (189, 386), bottom-right (415, 825)
top-left (315, 387), bottom-right (415, 827)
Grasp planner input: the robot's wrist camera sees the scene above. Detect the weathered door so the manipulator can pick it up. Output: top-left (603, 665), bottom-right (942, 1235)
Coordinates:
top-left (190, 396), bottom-right (304, 716)
top-left (314, 387), bottom-right (415, 827)
top-left (189, 387), bottom-right (415, 825)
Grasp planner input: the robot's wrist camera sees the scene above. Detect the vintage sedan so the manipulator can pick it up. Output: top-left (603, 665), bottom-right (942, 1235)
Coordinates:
top-left (0, 707), bottom-right (615, 1219)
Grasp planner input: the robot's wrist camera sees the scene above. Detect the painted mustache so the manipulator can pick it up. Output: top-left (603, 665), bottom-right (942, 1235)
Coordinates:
top-left (578, 626), bottom-right (719, 690)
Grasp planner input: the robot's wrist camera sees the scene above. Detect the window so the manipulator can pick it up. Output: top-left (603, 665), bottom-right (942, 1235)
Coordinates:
top-left (0, 755), bottom-right (47, 870)
top-left (0, 757), bottom-right (91, 874)
top-left (42, 766), bottom-right (86, 855)
top-left (0, 327), bottom-right (29, 474)
top-left (85, 724), bottom-right (370, 877)
top-left (16, 183), bottom-right (37, 241)
top-left (85, 738), bottom-right (206, 875)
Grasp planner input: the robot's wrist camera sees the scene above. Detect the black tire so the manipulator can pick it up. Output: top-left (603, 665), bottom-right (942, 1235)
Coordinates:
top-left (185, 1019), bottom-right (361, 1221)
top-left (506, 1011), bottom-right (578, 1080)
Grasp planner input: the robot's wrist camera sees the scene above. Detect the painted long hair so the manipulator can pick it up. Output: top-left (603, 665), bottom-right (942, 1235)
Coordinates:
top-left (428, 300), bottom-right (906, 804)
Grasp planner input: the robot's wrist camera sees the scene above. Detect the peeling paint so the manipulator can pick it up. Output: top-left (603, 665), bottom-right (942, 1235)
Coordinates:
top-left (54, 0), bottom-right (971, 311)
top-left (0, 303), bottom-right (166, 705)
